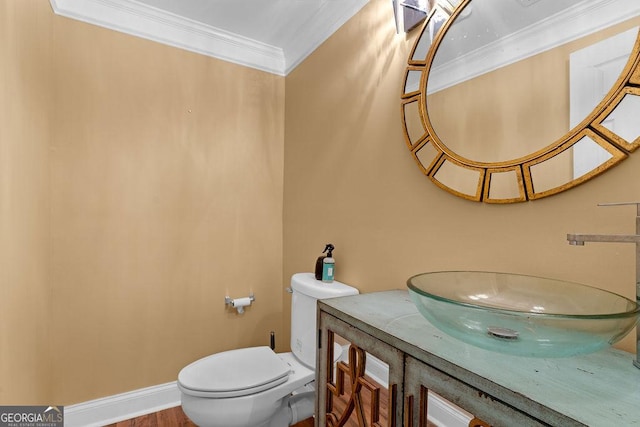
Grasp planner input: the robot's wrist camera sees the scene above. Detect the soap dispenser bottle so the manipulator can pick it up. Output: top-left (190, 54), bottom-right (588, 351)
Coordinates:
top-left (315, 243), bottom-right (335, 281)
top-left (322, 247), bottom-right (336, 283)
top-left (322, 245), bottom-right (335, 283)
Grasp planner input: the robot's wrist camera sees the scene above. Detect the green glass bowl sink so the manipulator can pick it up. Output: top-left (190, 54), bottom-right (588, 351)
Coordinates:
top-left (407, 271), bottom-right (640, 357)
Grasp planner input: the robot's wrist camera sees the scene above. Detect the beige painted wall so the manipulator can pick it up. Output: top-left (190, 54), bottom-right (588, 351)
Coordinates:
top-left (2, 0), bottom-right (640, 407)
top-left (428, 47), bottom-right (569, 164)
top-left (0, 1), bottom-right (52, 404)
top-left (284, 0), bottom-right (640, 355)
top-left (1, 1), bottom-right (284, 405)
top-left (48, 10), bottom-right (285, 404)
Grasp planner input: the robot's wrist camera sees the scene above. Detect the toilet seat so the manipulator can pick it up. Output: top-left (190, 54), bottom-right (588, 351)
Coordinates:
top-left (178, 346), bottom-right (291, 398)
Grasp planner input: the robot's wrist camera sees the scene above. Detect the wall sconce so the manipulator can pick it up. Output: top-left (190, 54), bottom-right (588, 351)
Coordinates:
top-left (393, 0), bottom-right (457, 33)
top-left (392, 0), bottom-right (429, 33)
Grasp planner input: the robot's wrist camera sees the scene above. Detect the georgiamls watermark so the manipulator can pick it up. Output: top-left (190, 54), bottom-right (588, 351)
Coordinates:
top-left (0, 406), bottom-right (63, 427)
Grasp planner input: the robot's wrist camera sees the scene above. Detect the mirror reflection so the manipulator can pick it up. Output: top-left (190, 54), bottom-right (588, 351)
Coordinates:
top-left (592, 87), bottom-right (640, 154)
top-left (428, 0), bottom-right (637, 163)
top-left (401, 0), bottom-right (640, 202)
top-left (600, 91), bottom-right (640, 146)
top-left (326, 331), bottom-right (392, 426)
top-left (410, 2), bottom-right (456, 62)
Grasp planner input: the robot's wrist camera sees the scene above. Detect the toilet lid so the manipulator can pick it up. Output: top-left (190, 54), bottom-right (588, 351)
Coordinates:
top-left (178, 346), bottom-right (291, 398)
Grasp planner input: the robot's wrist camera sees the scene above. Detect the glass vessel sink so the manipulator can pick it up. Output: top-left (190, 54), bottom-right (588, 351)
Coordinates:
top-left (407, 271), bottom-right (640, 357)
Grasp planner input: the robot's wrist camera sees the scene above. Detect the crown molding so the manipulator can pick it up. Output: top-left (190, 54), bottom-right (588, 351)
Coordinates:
top-left (49, 0), bottom-right (369, 76)
top-left (282, 0), bottom-right (369, 75)
top-left (50, 0), bottom-right (287, 75)
top-left (428, 0), bottom-right (640, 93)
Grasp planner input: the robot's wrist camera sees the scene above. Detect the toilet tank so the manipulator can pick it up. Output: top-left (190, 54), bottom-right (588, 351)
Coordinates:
top-left (290, 273), bottom-right (359, 369)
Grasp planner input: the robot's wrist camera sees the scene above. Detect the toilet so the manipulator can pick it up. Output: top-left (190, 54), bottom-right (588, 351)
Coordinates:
top-left (177, 273), bottom-right (359, 427)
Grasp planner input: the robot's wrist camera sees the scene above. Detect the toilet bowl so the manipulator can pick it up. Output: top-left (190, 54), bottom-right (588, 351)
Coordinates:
top-left (179, 348), bottom-right (314, 427)
top-left (178, 273), bottom-right (359, 426)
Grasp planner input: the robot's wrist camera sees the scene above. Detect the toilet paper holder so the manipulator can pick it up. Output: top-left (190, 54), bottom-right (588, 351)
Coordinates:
top-left (225, 293), bottom-right (255, 314)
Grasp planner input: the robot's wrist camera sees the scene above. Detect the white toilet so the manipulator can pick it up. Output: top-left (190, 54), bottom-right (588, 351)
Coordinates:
top-left (178, 273), bottom-right (359, 427)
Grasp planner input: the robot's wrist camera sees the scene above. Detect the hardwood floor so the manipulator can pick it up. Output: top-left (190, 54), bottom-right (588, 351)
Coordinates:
top-left (106, 405), bottom-right (314, 427)
top-left (105, 406), bottom-right (196, 427)
top-left (293, 417), bottom-right (315, 427)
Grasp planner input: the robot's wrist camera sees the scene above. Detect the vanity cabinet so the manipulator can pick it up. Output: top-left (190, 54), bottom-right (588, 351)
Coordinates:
top-left (404, 355), bottom-right (543, 427)
top-left (315, 313), bottom-right (404, 426)
top-left (315, 290), bottom-right (640, 427)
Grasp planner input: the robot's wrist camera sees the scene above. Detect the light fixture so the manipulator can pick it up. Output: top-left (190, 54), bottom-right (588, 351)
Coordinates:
top-left (392, 0), bottom-right (429, 33)
top-left (400, 0), bottom-right (429, 12)
top-left (393, 0), bottom-right (458, 34)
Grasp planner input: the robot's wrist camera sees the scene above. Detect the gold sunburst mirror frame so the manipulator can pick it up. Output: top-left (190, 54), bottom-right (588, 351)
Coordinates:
top-left (401, 0), bottom-right (640, 203)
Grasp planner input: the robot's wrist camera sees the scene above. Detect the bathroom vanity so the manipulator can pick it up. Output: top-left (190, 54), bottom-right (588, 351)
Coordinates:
top-left (315, 290), bottom-right (640, 427)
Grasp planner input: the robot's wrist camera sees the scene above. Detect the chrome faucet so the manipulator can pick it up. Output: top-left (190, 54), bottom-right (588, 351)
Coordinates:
top-left (567, 202), bottom-right (640, 368)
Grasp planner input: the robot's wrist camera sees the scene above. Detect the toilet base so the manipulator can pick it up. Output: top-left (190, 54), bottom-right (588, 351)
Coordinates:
top-left (181, 391), bottom-right (284, 427)
top-left (181, 387), bottom-right (315, 427)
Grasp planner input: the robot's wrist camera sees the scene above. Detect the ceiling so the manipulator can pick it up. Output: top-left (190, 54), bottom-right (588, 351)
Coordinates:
top-left (50, 0), bottom-right (634, 77)
top-left (49, 0), bottom-right (370, 76)
top-left (427, 0), bottom-right (638, 92)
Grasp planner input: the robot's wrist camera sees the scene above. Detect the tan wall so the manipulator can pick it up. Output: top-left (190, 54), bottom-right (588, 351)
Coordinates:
top-left (49, 11), bottom-right (285, 404)
top-left (0, 1), bottom-right (52, 404)
top-left (428, 47), bottom-right (570, 164)
top-left (1, 1), bottom-right (285, 405)
top-left (2, 0), bottom-right (640, 407)
top-left (284, 0), bottom-right (640, 354)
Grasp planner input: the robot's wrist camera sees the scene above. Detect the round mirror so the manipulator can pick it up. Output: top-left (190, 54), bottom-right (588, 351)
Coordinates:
top-left (401, 0), bottom-right (640, 203)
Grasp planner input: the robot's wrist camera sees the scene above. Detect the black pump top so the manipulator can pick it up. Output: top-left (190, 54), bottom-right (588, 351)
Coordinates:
top-left (323, 243), bottom-right (334, 258)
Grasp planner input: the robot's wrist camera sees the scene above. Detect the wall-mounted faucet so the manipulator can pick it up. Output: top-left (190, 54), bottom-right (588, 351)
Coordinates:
top-left (567, 202), bottom-right (640, 368)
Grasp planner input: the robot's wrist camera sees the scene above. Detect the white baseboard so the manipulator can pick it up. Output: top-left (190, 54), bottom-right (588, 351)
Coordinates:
top-left (427, 392), bottom-right (473, 427)
top-left (64, 365), bottom-right (472, 427)
top-left (363, 353), bottom-right (389, 389)
top-left (64, 382), bottom-right (181, 427)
